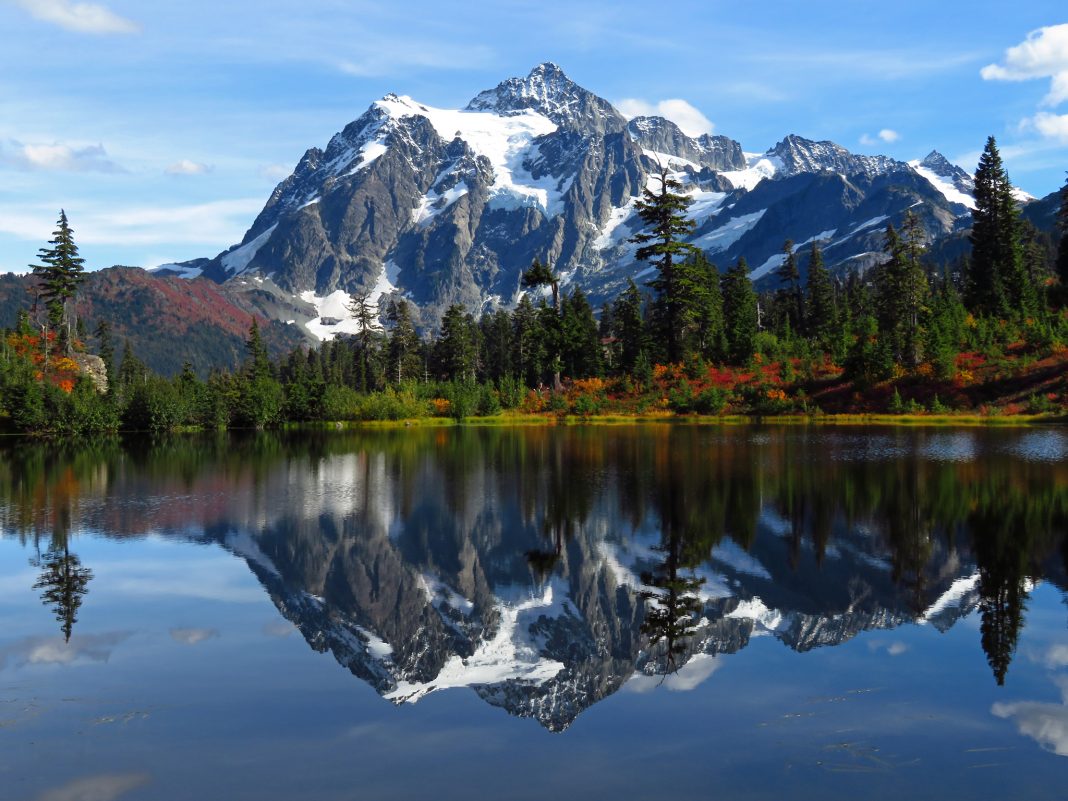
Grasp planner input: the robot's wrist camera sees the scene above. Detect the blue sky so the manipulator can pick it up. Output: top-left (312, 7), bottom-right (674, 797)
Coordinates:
top-left (0, 0), bottom-right (1065, 273)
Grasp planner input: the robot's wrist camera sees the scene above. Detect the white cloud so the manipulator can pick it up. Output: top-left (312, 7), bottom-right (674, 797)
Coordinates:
top-left (860, 129), bottom-right (901, 147)
top-left (867, 639), bottom-right (909, 656)
top-left (0, 140), bottom-right (124, 173)
top-left (35, 773), bottom-right (150, 801)
top-left (614, 98), bottom-right (715, 137)
top-left (165, 159), bottom-right (212, 176)
top-left (1022, 112), bottom-right (1068, 143)
top-left (0, 632), bottom-right (131, 670)
top-left (982, 24), bottom-right (1068, 107)
top-left (169, 627), bottom-right (219, 645)
top-left (11, 0), bottom-right (140, 35)
top-left (991, 674), bottom-right (1068, 758)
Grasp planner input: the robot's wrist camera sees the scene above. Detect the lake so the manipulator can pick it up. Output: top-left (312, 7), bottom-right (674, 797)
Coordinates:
top-left (1, 425), bottom-right (1066, 800)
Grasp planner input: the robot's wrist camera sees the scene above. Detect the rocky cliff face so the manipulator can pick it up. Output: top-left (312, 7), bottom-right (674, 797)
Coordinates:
top-left (155, 63), bottom-right (1041, 339)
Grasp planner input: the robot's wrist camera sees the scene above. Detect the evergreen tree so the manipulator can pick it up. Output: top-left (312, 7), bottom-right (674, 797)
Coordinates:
top-left (522, 258), bottom-right (562, 388)
top-left (774, 239), bottom-right (804, 332)
top-left (804, 242), bottom-right (836, 351)
top-left (348, 292), bottom-right (382, 392)
top-left (34, 537), bottom-right (92, 643)
top-left (479, 308), bottom-right (514, 382)
top-left (511, 294), bottom-right (545, 387)
top-left (969, 136), bottom-right (1030, 318)
top-left (30, 210), bottom-right (86, 354)
top-left (611, 278), bottom-right (648, 374)
top-left (721, 257), bottom-right (758, 364)
top-left (630, 166), bottom-right (699, 363)
top-left (690, 252), bottom-right (725, 362)
top-left (117, 340), bottom-right (147, 391)
top-left (560, 287), bottom-right (602, 378)
top-left (437, 304), bottom-right (477, 382)
top-left (1057, 172), bottom-right (1068, 293)
top-left (386, 299), bottom-right (421, 384)
top-left (927, 277), bottom-right (967, 379)
top-left (244, 318), bottom-right (271, 380)
top-left (875, 215), bottom-right (930, 369)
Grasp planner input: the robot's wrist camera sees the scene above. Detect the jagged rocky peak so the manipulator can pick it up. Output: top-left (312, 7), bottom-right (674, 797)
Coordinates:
top-left (770, 133), bottom-right (902, 178)
top-left (626, 115), bottom-right (745, 172)
top-left (920, 150), bottom-right (973, 184)
top-left (466, 62), bottom-right (626, 134)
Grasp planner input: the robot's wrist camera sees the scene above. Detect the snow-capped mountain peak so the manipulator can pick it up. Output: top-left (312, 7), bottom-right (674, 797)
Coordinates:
top-left (769, 134), bottom-right (903, 178)
top-left (466, 62), bottom-right (625, 134)
top-left (908, 150), bottom-right (975, 209)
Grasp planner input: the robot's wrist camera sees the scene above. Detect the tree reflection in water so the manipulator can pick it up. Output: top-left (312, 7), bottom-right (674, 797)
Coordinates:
top-left (0, 426), bottom-right (1065, 690)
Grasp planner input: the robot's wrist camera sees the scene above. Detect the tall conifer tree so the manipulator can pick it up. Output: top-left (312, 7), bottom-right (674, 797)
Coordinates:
top-left (31, 210), bottom-right (86, 354)
top-left (630, 166), bottom-right (699, 363)
top-left (969, 136), bottom-right (1030, 317)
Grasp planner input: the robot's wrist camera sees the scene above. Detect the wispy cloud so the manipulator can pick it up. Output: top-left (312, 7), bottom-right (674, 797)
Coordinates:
top-left (0, 199), bottom-right (262, 248)
top-left (860, 129), bottom-right (901, 146)
top-left (747, 47), bottom-right (978, 80)
top-left (35, 773), bottom-right (150, 801)
top-left (614, 98), bottom-right (715, 136)
top-left (333, 41), bottom-right (495, 77)
top-left (258, 163), bottom-right (292, 181)
top-left (0, 632), bottom-right (131, 670)
top-left (10, 0), bottom-right (140, 35)
top-left (0, 140), bottom-right (124, 173)
top-left (165, 159), bottom-right (212, 176)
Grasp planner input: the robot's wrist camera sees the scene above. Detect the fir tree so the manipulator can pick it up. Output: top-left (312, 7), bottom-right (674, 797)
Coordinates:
top-left (1057, 172), bottom-right (1068, 292)
top-left (969, 136), bottom-right (1031, 318)
top-left (521, 258), bottom-right (562, 388)
top-left (721, 257), bottom-right (758, 364)
top-left (348, 292), bottom-right (382, 392)
top-left (560, 287), bottom-right (602, 378)
top-left (774, 239), bottom-right (803, 331)
top-left (804, 242), bottom-right (836, 351)
top-left (437, 304), bottom-right (478, 382)
top-left (386, 299), bottom-right (421, 384)
top-left (630, 165), bottom-right (699, 363)
top-left (690, 252), bottom-right (725, 362)
top-left (511, 294), bottom-right (544, 387)
top-left (34, 537), bottom-right (93, 643)
top-left (244, 318), bottom-right (271, 380)
top-left (611, 279), bottom-right (648, 375)
top-left (30, 210), bottom-right (86, 355)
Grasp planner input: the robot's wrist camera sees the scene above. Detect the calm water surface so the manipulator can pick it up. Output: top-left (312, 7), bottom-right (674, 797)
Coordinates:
top-left (1, 425), bottom-right (1066, 800)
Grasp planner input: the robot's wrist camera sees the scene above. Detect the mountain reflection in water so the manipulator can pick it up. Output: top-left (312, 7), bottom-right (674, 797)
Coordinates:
top-left (0, 426), bottom-right (1065, 732)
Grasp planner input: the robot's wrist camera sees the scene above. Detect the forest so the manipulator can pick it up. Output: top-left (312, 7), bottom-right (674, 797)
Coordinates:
top-left (1, 137), bottom-right (1067, 435)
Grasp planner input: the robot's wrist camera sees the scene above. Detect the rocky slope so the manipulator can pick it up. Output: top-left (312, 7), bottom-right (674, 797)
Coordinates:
top-left (151, 62), bottom-right (1047, 341)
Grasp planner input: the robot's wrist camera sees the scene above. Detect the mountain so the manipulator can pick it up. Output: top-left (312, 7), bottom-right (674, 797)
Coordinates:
top-left (148, 63), bottom-right (1036, 341)
top-left (0, 267), bottom-right (306, 376)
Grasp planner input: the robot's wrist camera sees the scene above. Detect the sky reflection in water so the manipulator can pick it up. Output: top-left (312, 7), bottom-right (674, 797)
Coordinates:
top-left (0, 426), bottom-right (1066, 800)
